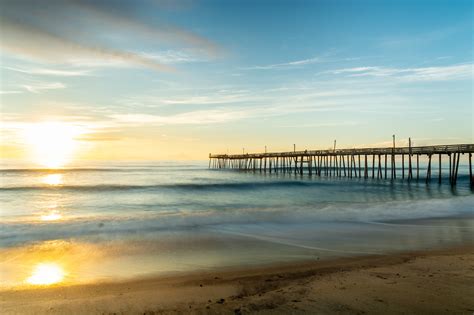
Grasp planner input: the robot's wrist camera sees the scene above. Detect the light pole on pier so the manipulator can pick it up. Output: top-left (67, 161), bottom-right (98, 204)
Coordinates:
top-left (293, 144), bottom-right (296, 152)
top-left (265, 146), bottom-right (267, 153)
top-left (393, 134), bottom-right (395, 149)
top-left (334, 140), bottom-right (336, 152)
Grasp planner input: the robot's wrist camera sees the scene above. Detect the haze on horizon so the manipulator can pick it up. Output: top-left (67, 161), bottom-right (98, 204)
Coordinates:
top-left (0, 0), bottom-right (472, 166)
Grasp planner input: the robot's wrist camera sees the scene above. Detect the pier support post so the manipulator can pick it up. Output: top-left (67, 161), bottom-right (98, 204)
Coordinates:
top-left (358, 155), bottom-right (361, 178)
top-left (391, 151), bottom-right (395, 179)
top-left (343, 155), bottom-right (347, 177)
top-left (348, 155), bottom-right (351, 178)
top-left (308, 156), bottom-right (313, 176)
top-left (450, 153), bottom-right (456, 186)
top-left (300, 155), bottom-right (304, 175)
top-left (426, 154), bottom-right (432, 184)
top-left (352, 155), bottom-right (357, 178)
top-left (294, 156), bottom-right (298, 175)
top-left (402, 154), bottom-right (405, 179)
top-left (329, 155), bottom-right (333, 177)
top-left (470, 153), bottom-right (473, 188)
top-left (416, 154), bottom-right (419, 180)
top-left (372, 155), bottom-right (375, 178)
top-left (339, 155), bottom-right (343, 177)
top-left (438, 154), bottom-right (442, 184)
top-left (408, 153), bottom-right (412, 180)
top-left (454, 152), bottom-right (460, 186)
top-left (448, 153), bottom-right (452, 183)
top-left (377, 154), bottom-right (383, 179)
top-left (364, 155), bottom-right (368, 178)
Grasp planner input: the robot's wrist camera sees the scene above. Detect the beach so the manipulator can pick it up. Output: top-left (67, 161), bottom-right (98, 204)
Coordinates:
top-left (1, 245), bottom-right (472, 314)
top-left (1, 163), bottom-right (473, 314)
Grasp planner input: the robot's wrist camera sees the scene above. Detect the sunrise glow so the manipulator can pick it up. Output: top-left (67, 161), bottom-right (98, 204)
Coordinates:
top-left (26, 263), bottom-right (65, 285)
top-left (23, 122), bottom-right (84, 168)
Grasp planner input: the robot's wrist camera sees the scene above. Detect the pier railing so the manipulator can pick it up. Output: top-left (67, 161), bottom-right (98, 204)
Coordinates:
top-left (209, 144), bottom-right (474, 187)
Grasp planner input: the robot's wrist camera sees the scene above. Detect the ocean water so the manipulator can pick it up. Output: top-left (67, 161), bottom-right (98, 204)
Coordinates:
top-left (1, 161), bottom-right (473, 287)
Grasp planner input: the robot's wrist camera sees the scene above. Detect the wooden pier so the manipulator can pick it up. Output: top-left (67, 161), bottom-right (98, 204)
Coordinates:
top-left (209, 143), bottom-right (474, 188)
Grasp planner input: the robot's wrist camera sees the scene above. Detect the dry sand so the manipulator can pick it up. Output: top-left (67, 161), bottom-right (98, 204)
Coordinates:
top-left (1, 245), bottom-right (473, 314)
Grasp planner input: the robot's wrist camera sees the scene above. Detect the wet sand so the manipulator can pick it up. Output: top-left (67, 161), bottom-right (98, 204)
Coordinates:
top-left (1, 245), bottom-right (473, 314)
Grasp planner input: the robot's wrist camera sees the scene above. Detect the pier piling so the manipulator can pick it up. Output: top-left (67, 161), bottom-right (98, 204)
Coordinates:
top-left (209, 144), bottom-right (474, 188)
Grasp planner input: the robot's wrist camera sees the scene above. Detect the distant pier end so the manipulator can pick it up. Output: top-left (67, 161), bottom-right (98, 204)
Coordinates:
top-left (209, 144), bottom-right (474, 188)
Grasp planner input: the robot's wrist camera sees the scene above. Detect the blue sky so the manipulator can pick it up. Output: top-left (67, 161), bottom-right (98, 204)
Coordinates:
top-left (0, 0), bottom-right (472, 161)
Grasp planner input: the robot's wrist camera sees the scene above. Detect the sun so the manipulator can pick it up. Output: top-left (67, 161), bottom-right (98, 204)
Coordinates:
top-left (24, 122), bottom-right (84, 168)
top-left (26, 262), bottom-right (65, 285)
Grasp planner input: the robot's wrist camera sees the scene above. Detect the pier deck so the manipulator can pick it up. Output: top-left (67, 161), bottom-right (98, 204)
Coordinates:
top-left (209, 144), bottom-right (474, 187)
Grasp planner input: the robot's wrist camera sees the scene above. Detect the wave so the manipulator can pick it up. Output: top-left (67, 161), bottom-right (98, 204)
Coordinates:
top-left (0, 166), bottom-right (204, 173)
top-left (1, 196), bottom-right (473, 248)
top-left (0, 180), bottom-right (319, 192)
top-left (2, 172), bottom-right (472, 192)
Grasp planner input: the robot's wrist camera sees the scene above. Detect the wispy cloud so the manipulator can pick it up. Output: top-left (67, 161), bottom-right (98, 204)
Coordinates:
top-left (0, 0), bottom-right (220, 71)
top-left (4, 66), bottom-right (92, 77)
top-left (109, 83), bottom-right (400, 127)
top-left (21, 82), bottom-right (66, 93)
top-left (77, 131), bottom-right (124, 142)
top-left (242, 55), bottom-right (366, 71)
top-left (69, 0), bottom-right (221, 56)
top-left (243, 56), bottom-right (322, 70)
top-left (279, 121), bottom-right (362, 128)
top-left (141, 50), bottom-right (205, 64)
top-left (109, 105), bottom-right (344, 127)
top-left (161, 89), bottom-right (256, 105)
top-left (110, 93), bottom-right (364, 127)
top-left (0, 90), bottom-right (22, 95)
top-left (117, 84), bottom-right (385, 110)
top-left (327, 63), bottom-right (473, 82)
top-left (111, 109), bottom-right (248, 125)
top-left (0, 19), bottom-right (173, 72)
top-left (117, 89), bottom-right (258, 108)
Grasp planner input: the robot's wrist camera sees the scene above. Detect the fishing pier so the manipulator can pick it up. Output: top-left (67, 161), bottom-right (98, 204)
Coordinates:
top-left (209, 143), bottom-right (474, 187)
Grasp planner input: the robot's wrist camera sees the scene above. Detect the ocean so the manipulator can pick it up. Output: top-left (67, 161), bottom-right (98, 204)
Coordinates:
top-left (1, 161), bottom-right (473, 287)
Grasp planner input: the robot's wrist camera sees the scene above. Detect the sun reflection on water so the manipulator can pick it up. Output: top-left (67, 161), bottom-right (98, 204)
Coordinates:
top-left (40, 210), bottom-right (63, 221)
top-left (42, 174), bottom-right (63, 186)
top-left (26, 262), bottom-right (66, 285)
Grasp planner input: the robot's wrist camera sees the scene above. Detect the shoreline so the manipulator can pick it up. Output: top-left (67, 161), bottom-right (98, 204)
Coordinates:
top-left (1, 244), bottom-right (473, 314)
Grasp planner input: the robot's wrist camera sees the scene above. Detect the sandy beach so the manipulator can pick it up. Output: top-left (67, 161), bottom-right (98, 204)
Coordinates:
top-left (1, 245), bottom-right (472, 314)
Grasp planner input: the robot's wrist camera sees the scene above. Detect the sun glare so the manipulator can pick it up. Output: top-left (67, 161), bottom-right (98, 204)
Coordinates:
top-left (40, 210), bottom-right (63, 222)
top-left (42, 174), bottom-right (63, 185)
top-left (24, 122), bottom-right (83, 168)
top-left (26, 263), bottom-right (65, 285)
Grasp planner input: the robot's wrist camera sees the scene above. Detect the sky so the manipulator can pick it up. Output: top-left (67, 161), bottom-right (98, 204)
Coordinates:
top-left (0, 0), bottom-right (473, 164)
